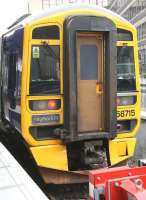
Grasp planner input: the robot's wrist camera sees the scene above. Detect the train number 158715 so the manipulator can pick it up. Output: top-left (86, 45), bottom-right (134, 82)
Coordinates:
top-left (117, 110), bottom-right (135, 118)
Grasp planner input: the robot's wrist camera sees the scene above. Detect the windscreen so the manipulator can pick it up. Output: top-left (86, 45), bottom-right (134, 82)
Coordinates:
top-left (29, 44), bottom-right (60, 95)
top-left (117, 46), bottom-right (136, 92)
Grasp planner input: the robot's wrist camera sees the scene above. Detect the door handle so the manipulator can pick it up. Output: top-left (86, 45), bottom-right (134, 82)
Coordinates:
top-left (96, 82), bottom-right (103, 93)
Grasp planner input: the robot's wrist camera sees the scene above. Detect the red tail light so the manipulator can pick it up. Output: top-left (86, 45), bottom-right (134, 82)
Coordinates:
top-left (48, 100), bottom-right (56, 110)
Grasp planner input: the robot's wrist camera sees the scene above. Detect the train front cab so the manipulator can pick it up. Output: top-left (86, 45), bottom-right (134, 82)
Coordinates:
top-left (24, 15), bottom-right (118, 173)
top-left (1, 7), bottom-right (140, 183)
top-left (22, 10), bottom-right (140, 176)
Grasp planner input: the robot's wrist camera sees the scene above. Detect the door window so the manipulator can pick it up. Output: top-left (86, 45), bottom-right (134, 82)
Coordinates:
top-left (80, 44), bottom-right (98, 80)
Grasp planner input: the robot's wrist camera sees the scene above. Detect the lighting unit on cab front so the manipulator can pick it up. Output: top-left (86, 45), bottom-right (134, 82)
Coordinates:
top-left (29, 99), bottom-right (61, 111)
top-left (116, 93), bottom-right (136, 106)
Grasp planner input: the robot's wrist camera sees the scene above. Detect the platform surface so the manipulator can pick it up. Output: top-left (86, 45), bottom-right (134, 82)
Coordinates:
top-left (0, 142), bottom-right (48, 200)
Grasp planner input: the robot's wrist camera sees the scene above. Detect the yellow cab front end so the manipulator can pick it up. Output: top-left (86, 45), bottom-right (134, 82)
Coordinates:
top-left (20, 5), bottom-right (140, 175)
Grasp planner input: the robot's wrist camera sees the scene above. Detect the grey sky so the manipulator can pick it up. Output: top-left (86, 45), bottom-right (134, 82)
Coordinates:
top-left (0, 0), bottom-right (107, 35)
top-left (0, 0), bottom-right (28, 35)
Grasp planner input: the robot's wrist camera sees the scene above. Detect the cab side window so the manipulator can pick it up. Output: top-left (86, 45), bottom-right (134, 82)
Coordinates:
top-left (2, 28), bottom-right (24, 108)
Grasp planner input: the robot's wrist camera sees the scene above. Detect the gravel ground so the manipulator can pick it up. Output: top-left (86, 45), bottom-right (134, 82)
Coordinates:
top-left (134, 119), bottom-right (146, 159)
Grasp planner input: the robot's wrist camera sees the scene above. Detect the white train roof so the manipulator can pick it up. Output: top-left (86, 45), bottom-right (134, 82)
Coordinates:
top-left (10, 4), bottom-right (133, 29)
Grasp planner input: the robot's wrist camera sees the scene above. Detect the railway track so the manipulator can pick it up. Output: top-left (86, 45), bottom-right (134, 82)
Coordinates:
top-left (47, 183), bottom-right (89, 200)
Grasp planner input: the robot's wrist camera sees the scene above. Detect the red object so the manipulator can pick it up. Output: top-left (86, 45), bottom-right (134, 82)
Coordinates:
top-left (89, 166), bottom-right (146, 200)
top-left (48, 100), bottom-right (56, 109)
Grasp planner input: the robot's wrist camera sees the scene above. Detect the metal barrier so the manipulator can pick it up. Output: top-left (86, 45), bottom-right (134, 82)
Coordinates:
top-left (89, 166), bottom-right (146, 200)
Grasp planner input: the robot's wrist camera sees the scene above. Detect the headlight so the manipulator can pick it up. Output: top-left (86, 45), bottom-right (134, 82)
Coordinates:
top-left (29, 99), bottom-right (61, 111)
top-left (116, 96), bottom-right (136, 106)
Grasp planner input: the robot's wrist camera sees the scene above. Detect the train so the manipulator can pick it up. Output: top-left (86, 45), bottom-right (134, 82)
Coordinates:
top-left (0, 4), bottom-right (140, 185)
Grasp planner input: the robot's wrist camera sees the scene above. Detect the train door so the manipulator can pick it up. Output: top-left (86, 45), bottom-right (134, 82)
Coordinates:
top-left (76, 33), bottom-right (104, 133)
